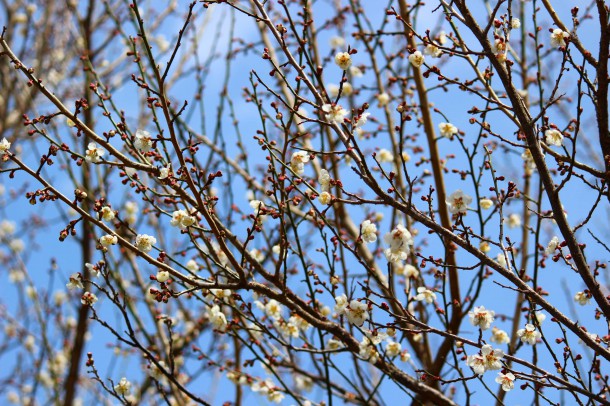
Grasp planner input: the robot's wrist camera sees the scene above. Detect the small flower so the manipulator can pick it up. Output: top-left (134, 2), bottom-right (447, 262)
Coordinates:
top-left (350, 66), bottom-right (363, 77)
top-left (446, 190), bottom-right (473, 215)
top-left (135, 234), bottom-right (157, 252)
top-left (545, 129), bottom-right (564, 146)
top-left (384, 224), bottom-right (413, 263)
top-left (479, 241), bottom-right (491, 253)
top-left (170, 209), bottom-right (196, 229)
top-left (207, 305), bottom-right (228, 331)
top-left (496, 372), bottom-right (516, 391)
top-left (81, 292), bottom-right (98, 306)
top-left (424, 44), bottom-right (442, 58)
top-left (99, 234), bottom-right (118, 247)
top-left (345, 300), bottom-right (369, 326)
top-left (377, 92), bottom-right (390, 107)
top-left (377, 148), bottom-right (394, 163)
top-left (396, 263), bottom-right (419, 279)
top-left (466, 353), bottom-right (486, 375)
top-left (334, 52), bottom-right (352, 70)
top-left (66, 273), bottom-right (84, 290)
top-left (329, 36), bottom-right (345, 48)
top-left (545, 236), bottom-right (560, 255)
top-left (334, 294), bottom-right (348, 315)
top-left (354, 112), bottom-right (370, 128)
top-left (385, 340), bottom-right (402, 357)
top-left (290, 150), bottom-right (310, 175)
top-left (496, 253), bottom-right (507, 267)
top-left (158, 164), bottom-right (171, 179)
top-left (134, 129), bottom-right (153, 152)
top-left (100, 206), bottom-right (115, 221)
top-left (480, 198), bottom-right (493, 210)
top-left (468, 306), bottom-right (495, 330)
top-left (85, 143), bottom-right (105, 163)
top-left (516, 324), bottom-right (541, 345)
top-left (510, 18), bottom-right (521, 29)
top-left (114, 377), bottom-right (131, 395)
top-left (321, 103), bottom-right (348, 124)
top-left (156, 270), bottom-right (170, 283)
top-left (0, 138), bottom-right (11, 154)
top-left (507, 213), bottom-right (522, 229)
top-left (415, 287), bottom-right (436, 304)
top-left (400, 350), bottom-right (411, 362)
top-left (318, 191), bottom-right (332, 205)
top-left (360, 220), bottom-right (377, 243)
top-left (481, 344), bottom-right (504, 371)
top-left (265, 299), bottom-right (283, 320)
top-left (490, 327), bottom-right (510, 345)
top-left (408, 51), bottom-right (425, 67)
top-left (439, 122), bottom-right (458, 138)
top-left (550, 28), bottom-right (569, 48)
top-left (319, 169), bottom-right (331, 192)
top-left (574, 291), bottom-right (591, 306)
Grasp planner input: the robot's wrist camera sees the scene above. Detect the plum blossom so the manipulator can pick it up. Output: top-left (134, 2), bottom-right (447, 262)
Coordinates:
top-left (170, 209), bottom-right (196, 229)
top-left (345, 300), bottom-right (369, 326)
top-left (135, 234), bottom-right (156, 252)
top-left (517, 324), bottom-right (541, 345)
top-left (85, 143), bottom-right (105, 163)
top-left (574, 291), bottom-right (590, 306)
top-left (334, 52), bottom-right (352, 70)
top-left (158, 164), bottom-right (171, 179)
top-left (545, 236), bottom-right (560, 255)
top-left (468, 306), bottom-right (495, 330)
top-left (408, 51), bottom-right (425, 67)
top-left (414, 287), bottom-right (436, 304)
top-left (467, 345), bottom-right (504, 374)
top-left (67, 273), bottom-right (84, 290)
top-left (424, 44), bottom-right (442, 58)
top-left (439, 122), bottom-right (458, 138)
top-left (491, 327), bottom-right (510, 344)
top-left (385, 341), bottom-right (402, 357)
top-left (290, 151), bottom-right (310, 175)
top-left (134, 129), bottom-right (153, 152)
top-left (376, 92), bottom-right (390, 107)
top-left (156, 270), bottom-right (170, 283)
top-left (114, 377), bottom-right (131, 395)
top-left (360, 220), bottom-right (377, 243)
top-left (81, 292), bottom-right (98, 306)
top-left (507, 213), bottom-right (522, 228)
top-left (321, 103), bottom-right (348, 123)
top-left (550, 28), bottom-right (569, 47)
top-left (329, 36), bottom-right (345, 48)
top-left (0, 138), bottom-right (11, 154)
top-left (100, 206), bottom-right (115, 221)
top-left (446, 190), bottom-right (472, 215)
top-left (318, 191), bottom-right (332, 205)
top-left (496, 372), bottom-right (516, 391)
top-left (545, 129), bottom-right (564, 146)
top-left (207, 305), bottom-right (228, 331)
top-left (377, 148), bottom-right (394, 163)
top-left (384, 224), bottom-right (413, 263)
top-left (510, 18), bottom-right (521, 29)
top-left (99, 234), bottom-right (118, 247)
top-left (354, 112), bottom-right (370, 128)
top-left (480, 198), bottom-right (493, 210)
top-left (319, 169), bottom-right (331, 192)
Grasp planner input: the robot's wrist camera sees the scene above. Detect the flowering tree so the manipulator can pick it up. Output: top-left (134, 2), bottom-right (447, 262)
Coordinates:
top-left (1, 0), bottom-right (609, 405)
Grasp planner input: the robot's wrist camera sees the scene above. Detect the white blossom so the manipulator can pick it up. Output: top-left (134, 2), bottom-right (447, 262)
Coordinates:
top-left (424, 44), bottom-right (442, 58)
top-left (507, 213), bottom-right (522, 229)
top-left (329, 36), bottom-right (345, 48)
top-left (290, 150), bottom-right (310, 175)
top-left (156, 270), bottom-right (170, 283)
top-left (100, 206), bottom-right (115, 221)
top-left (134, 129), bottom-right (153, 152)
top-left (99, 234), bottom-right (118, 247)
top-left (170, 209), bottom-right (196, 229)
top-left (66, 273), bottom-right (84, 290)
top-left (81, 292), bottom-right (98, 306)
top-left (360, 220), bottom-right (377, 243)
top-left (377, 93), bottom-right (390, 107)
top-left (354, 112), bottom-right (370, 128)
top-left (345, 300), bottom-right (369, 326)
top-left (334, 52), bottom-right (352, 70)
top-left (321, 103), bottom-right (348, 124)
top-left (510, 18), bottom-right (521, 29)
top-left (415, 287), bottom-right (436, 304)
top-left (377, 148), bottom-right (394, 163)
top-left (550, 28), bottom-right (569, 47)
top-left (545, 236), bottom-right (560, 255)
top-left (408, 51), bottom-right (425, 67)
top-left (318, 191), bottom-right (332, 205)
top-left (85, 143), bottom-right (105, 163)
top-left (158, 165), bottom-right (171, 179)
top-left (574, 291), bottom-right (590, 306)
top-left (490, 327), bottom-right (510, 345)
top-left (468, 306), bottom-right (495, 330)
top-left (384, 224), bottom-right (413, 263)
top-left (385, 340), bottom-right (402, 357)
top-left (207, 305), bottom-right (228, 331)
top-left (135, 234), bottom-right (156, 252)
top-left (517, 324), bottom-right (541, 345)
top-left (480, 198), bottom-right (493, 210)
top-left (0, 138), bottom-right (11, 153)
top-left (496, 372), bottom-right (516, 391)
top-left (446, 190), bottom-right (472, 215)
top-left (114, 377), bottom-right (131, 395)
top-left (545, 129), bottom-right (564, 146)
top-left (439, 122), bottom-right (458, 138)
